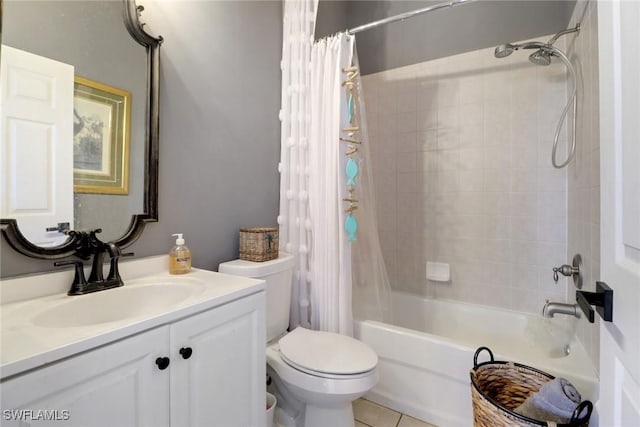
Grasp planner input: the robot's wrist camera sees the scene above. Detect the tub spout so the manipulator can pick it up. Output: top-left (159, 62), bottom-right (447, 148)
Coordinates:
top-left (542, 300), bottom-right (581, 318)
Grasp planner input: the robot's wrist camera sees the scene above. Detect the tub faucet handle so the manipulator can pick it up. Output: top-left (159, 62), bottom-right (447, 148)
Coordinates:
top-left (553, 264), bottom-right (576, 282)
top-left (552, 254), bottom-right (583, 288)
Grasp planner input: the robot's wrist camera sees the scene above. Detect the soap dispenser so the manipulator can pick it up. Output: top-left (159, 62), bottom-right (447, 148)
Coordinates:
top-left (169, 233), bottom-right (192, 274)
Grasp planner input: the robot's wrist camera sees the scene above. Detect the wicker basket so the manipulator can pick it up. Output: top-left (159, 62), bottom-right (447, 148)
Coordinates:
top-left (239, 227), bottom-right (279, 262)
top-left (470, 347), bottom-right (593, 427)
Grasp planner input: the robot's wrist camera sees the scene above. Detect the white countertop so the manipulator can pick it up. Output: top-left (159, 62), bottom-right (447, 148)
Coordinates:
top-left (0, 256), bottom-right (264, 380)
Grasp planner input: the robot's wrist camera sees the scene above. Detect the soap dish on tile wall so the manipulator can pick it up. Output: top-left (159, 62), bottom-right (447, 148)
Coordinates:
top-left (426, 262), bottom-right (450, 282)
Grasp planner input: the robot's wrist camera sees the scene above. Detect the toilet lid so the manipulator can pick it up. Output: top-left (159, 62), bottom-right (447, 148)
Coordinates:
top-left (278, 327), bottom-right (377, 375)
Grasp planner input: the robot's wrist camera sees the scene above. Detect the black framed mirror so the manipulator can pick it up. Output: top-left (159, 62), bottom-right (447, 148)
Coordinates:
top-left (0, 0), bottom-right (162, 260)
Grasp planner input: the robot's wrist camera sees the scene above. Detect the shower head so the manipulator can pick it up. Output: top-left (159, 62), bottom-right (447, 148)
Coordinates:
top-left (529, 48), bottom-right (552, 66)
top-left (494, 24), bottom-right (580, 65)
top-left (492, 31), bottom-right (580, 169)
top-left (494, 41), bottom-right (546, 59)
top-left (494, 44), bottom-right (515, 58)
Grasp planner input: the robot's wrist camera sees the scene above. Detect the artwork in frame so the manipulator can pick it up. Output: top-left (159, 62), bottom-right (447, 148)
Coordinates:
top-left (73, 76), bottom-right (130, 194)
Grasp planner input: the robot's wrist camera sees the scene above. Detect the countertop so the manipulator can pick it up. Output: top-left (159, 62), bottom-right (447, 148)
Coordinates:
top-left (0, 256), bottom-right (264, 380)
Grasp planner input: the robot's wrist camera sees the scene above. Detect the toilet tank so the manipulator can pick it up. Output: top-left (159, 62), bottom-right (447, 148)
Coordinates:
top-left (219, 253), bottom-right (294, 342)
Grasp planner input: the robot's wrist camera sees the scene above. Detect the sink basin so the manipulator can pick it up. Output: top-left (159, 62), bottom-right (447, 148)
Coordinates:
top-left (33, 283), bottom-right (204, 328)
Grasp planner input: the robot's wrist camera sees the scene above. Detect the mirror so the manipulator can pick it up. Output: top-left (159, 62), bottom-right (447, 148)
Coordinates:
top-left (0, 0), bottom-right (162, 259)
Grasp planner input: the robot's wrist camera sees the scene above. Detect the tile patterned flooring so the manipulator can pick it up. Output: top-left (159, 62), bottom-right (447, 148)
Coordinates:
top-left (353, 399), bottom-right (438, 427)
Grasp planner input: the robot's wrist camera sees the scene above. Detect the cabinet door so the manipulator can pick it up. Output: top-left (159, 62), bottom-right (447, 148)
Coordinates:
top-left (170, 292), bottom-right (266, 427)
top-left (0, 327), bottom-right (170, 427)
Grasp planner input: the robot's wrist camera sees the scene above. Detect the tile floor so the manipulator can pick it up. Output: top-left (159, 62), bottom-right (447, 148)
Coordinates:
top-left (353, 399), bottom-right (438, 427)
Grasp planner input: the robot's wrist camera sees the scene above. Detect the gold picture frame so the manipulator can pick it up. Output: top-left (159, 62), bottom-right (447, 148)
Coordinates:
top-left (73, 76), bottom-right (130, 194)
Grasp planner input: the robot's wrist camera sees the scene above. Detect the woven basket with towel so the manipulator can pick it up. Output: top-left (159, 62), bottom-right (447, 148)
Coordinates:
top-left (470, 347), bottom-right (593, 427)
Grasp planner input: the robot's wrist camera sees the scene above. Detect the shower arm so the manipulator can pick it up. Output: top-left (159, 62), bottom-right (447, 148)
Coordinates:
top-left (502, 24), bottom-right (581, 54)
top-left (547, 24), bottom-right (581, 46)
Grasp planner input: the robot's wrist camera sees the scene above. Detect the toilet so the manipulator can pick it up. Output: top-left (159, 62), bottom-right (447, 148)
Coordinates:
top-left (219, 253), bottom-right (378, 427)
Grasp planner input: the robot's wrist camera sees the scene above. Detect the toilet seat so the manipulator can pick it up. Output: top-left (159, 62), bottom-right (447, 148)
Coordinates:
top-left (279, 353), bottom-right (375, 379)
top-left (278, 327), bottom-right (377, 378)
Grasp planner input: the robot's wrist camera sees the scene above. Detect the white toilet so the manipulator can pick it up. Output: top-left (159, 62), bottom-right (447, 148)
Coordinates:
top-left (219, 253), bottom-right (378, 427)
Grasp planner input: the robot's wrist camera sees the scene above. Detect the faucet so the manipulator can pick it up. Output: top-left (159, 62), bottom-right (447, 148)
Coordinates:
top-left (88, 242), bottom-right (122, 282)
top-left (56, 240), bottom-right (132, 295)
top-left (542, 300), bottom-right (581, 319)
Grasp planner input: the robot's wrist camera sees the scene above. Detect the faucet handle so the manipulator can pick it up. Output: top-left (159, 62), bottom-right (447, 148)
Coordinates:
top-left (552, 254), bottom-right (583, 288)
top-left (106, 252), bottom-right (134, 282)
top-left (552, 264), bottom-right (579, 282)
top-left (553, 265), bottom-right (570, 283)
top-left (54, 260), bottom-right (87, 295)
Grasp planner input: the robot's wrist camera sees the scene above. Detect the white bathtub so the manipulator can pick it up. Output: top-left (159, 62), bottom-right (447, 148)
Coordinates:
top-left (354, 291), bottom-right (598, 427)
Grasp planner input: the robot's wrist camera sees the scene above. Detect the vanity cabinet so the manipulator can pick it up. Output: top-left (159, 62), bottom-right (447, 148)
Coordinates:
top-left (1, 292), bottom-right (265, 427)
top-left (170, 292), bottom-right (265, 427)
top-left (1, 327), bottom-right (170, 427)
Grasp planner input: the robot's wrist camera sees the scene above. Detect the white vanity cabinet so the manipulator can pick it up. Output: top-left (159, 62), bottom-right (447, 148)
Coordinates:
top-left (1, 291), bottom-right (265, 427)
top-left (170, 291), bottom-right (265, 427)
top-left (1, 327), bottom-right (171, 427)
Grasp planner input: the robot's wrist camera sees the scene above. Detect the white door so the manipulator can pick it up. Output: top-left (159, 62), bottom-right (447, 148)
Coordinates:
top-left (0, 45), bottom-right (74, 246)
top-left (170, 292), bottom-right (266, 427)
top-left (0, 327), bottom-right (171, 427)
top-left (597, 1), bottom-right (640, 425)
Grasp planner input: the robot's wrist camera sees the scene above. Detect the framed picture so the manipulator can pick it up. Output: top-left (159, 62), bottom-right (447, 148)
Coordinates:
top-left (73, 76), bottom-right (130, 194)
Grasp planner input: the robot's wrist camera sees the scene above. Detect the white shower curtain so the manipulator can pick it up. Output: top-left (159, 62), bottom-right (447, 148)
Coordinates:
top-left (278, 0), bottom-right (317, 330)
top-left (279, 0), bottom-right (391, 335)
top-left (308, 33), bottom-right (356, 335)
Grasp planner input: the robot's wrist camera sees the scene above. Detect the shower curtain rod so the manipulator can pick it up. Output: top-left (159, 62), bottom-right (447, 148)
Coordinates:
top-left (346, 0), bottom-right (476, 35)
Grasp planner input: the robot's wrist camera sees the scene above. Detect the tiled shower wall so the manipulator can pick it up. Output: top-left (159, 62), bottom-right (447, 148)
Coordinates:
top-left (566, 0), bottom-right (600, 371)
top-left (361, 36), bottom-right (572, 314)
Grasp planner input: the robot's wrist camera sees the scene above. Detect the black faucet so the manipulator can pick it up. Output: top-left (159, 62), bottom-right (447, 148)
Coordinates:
top-left (88, 242), bottom-right (121, 283)
top-left (55, 237), bottom-right (133, 295)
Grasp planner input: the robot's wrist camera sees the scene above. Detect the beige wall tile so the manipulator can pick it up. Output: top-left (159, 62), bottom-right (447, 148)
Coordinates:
top-left (363, 25), bottom-right (598, 333)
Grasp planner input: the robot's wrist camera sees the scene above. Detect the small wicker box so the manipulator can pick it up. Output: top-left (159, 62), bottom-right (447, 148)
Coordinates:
top-left (239, 227), bottom-right (279, 262)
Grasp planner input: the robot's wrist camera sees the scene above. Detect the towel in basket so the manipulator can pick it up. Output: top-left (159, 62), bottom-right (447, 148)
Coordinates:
top-left (469, 347), bottom-right (593, 427)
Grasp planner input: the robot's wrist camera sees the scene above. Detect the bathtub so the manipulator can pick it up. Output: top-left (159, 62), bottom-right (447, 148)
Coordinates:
top-left (353, 291), bottom-right (598, 427)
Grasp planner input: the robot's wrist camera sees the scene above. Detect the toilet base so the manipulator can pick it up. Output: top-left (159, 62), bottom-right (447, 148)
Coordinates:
top-left (304, 403), bottom-right (355, 427)
top-left (267, 362), bottom-right (372, 427)
top-left (267, 342), bottom-right (377, 427)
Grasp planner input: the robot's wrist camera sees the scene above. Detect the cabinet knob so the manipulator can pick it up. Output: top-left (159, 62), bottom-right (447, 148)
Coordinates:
top-left (155, 357), bottom-right (170, 370)
top-left (179, 347), bottom-right (193, 359)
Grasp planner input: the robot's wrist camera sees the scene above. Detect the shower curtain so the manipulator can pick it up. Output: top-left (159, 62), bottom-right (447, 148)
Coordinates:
top-left (279, 0), bottom-right (392, 335)
top-left (278, 0), bottom-right (317, 330)
top-left (348, 52), bottom-right (393, 324)
top-left (308, 33), bottom-right (355, 335)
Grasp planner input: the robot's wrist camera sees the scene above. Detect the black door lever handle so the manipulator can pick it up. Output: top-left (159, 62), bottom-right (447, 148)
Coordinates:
top-left (576, 281), bottom-right (613, 323)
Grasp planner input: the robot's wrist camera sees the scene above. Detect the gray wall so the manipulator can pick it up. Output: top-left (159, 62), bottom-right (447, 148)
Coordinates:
top-left (0, 0), bottom-right (283, 277)
top-left (315, 0), bottom-right (349, 40)
top-left (0, 0), bottom-right (573, 277)
top-left (317, 0), bottom-right (575, 75)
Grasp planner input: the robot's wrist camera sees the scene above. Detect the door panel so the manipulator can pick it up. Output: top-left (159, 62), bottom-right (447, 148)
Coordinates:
top-left (597, 0), bottom-right (640, 425)
top-left (0, 45), bottom-right (74, 246)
